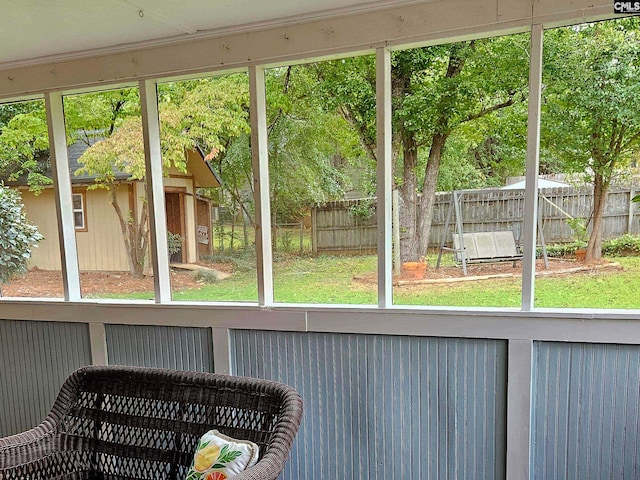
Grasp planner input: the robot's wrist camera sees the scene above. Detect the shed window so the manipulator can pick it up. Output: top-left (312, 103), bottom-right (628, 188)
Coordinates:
top-left (72, 192), bottom-right (86, 231)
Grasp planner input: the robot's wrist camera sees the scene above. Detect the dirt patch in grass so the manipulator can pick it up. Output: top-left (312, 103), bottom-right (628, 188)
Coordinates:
top-left (1, 268), bottom-right (205, 298)
top-left (353, 258), bottom-right (622, 286)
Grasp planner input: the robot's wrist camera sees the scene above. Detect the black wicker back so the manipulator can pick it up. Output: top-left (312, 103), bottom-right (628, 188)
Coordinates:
top-left (0, 366), bottom-right (303, 480)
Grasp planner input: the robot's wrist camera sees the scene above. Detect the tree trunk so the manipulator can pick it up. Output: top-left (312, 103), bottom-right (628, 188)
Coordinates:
top-left (416, 132), bottom-right (447, 258)
top-left (110, 184), bottom-right (148, 279)
top-left (586, 172), bottom-right (608, 261)
top-left (398, 131), bottom-right (419, 262)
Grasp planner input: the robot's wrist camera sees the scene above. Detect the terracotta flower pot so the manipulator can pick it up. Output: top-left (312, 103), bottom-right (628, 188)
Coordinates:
top-left (402, 260), bottom-right (427, 279)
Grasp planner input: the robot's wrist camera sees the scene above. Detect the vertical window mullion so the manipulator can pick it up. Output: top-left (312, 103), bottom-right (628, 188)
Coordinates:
top-left (140, 79), bottom-right (172, 303)
top-left (249, 65), bottom-right (274, 306)
top-left (45, 91), bottom-right (81, 301)
top-left (522, 24), bottom-right (544, 311)
top-left (376, 47), bottom-right (393, 307)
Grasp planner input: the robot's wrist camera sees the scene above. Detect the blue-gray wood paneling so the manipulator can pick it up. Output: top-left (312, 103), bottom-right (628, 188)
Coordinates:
top-left (231, 330), bottom-right (507, 480)
top-left (532, 342), bottom-right (640, 479)
top-left (0, 319), bottom-right (91, 437)
top-left (105, 324), bottom-right (214, 372)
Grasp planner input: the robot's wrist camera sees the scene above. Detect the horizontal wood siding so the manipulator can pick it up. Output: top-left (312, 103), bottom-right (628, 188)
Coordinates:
top-left (231, 330), bottom-right (507, 480)
top-left (0, 319), bottom-right (91, 437)
top-left (532, 342), bottom-right (640, 479)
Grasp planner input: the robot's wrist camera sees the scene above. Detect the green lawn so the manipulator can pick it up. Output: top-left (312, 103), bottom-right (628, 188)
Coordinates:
top-left (164, 254), bottom-right (640, 309)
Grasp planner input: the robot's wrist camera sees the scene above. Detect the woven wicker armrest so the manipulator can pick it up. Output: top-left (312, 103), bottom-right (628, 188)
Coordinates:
top-left (0, 422), bottom-right (59, 472)
top-left (0, 366), bottom-right (303, 480)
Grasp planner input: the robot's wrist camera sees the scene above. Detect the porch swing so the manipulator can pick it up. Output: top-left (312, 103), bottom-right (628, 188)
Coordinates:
top-left (435, 189), bottom-right (549, 275)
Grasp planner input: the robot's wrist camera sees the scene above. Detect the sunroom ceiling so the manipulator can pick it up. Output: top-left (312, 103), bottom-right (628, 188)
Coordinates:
top-left (0, 0), bottom-right (420, 68)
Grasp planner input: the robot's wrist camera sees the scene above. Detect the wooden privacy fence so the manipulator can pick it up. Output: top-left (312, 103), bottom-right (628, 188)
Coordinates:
top-left (311, 186), bottom-right (640, 255)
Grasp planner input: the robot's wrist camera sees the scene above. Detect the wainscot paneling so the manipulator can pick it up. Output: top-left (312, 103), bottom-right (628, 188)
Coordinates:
top-left (0, 319), bottom-right (91, 437)
top-left (532, 342), bottom-right (640, 479)
top-left (105, 324), bottom-right (214, 372)
top-left (231, 330), bottom-right (507, 480)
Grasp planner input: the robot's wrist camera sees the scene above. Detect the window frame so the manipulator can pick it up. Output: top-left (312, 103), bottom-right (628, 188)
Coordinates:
top-left (72, 190), bottom-right (87, 232)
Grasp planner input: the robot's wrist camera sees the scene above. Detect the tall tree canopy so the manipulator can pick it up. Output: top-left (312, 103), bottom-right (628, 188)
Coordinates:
top-left (315, 34), bottom-right (530, 261)
top-left (542, 18), bottom-right (640, 260)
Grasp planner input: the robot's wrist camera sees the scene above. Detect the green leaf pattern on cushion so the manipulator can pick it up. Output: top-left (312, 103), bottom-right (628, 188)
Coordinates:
top-left (185, 439), bottom-right (244, 480)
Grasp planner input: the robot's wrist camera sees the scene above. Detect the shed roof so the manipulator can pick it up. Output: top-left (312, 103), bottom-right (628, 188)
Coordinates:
top-left (3, 139), bottom-right (221, 188)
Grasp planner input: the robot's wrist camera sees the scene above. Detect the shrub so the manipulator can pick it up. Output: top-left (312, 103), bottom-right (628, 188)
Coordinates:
top-left (167, 232), bottom-right (183, 256)
top-left (0, 186), bottom-right (43, 285)
top-left (538, 242), bottom-right (581, 258)
top-left (602, 234), bottom-right (640, 256)
top-left (538, 235), bottom-right (640, 258)
top-left (201, 251), bottom-right (256, 273)
top-left (193, 269), bottom-right (219, 284)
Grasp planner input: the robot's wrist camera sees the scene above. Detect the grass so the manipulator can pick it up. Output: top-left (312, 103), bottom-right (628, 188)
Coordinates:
top-left (111, 253), bottom-right (640, 309)
top-left (394, 257), bottom-right (640, 308)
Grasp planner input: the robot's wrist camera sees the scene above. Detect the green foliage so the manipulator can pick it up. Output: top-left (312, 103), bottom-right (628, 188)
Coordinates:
top-left (602, 234), bottom-right (640, 256)
top-left (266, 65), bottom-right (361, 222)
top-left (348, 198), bottom-right (375, 221)
top-left (200, 252), bottom-right (256, 273)
top-left (543, 19), bottom-right (640, 174)
top-left (0, 186), bottom-right (43, 285)
top-left (566, 217), bottom-right (588, 246)
top-left (167, 232), bottom-right (183, 255)
top-left (543, 19), bottom-right (640, 256)
top-left (538, 242), bottom-right (585, 258)
top-left (540, 235), bottom-right (640, 258)
top-left (314, 34), bottom-right (531, 261)
top-left (0, 101), bottom-right (52, 193)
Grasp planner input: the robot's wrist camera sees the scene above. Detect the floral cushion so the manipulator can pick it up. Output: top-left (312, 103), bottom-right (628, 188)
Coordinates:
top-left (185, 430), bottom-right (260, 480)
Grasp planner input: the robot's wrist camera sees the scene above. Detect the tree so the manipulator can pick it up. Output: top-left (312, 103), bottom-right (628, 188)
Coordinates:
top-left (75, 116), bottom-right (151, 278)
top-left (0, 102), bottom-right (51, 192)
top-left (543, 18), bottom-right (640, 260)
top-left (0, 185), bottom-right (43, 293)
top-left (265, 66), bottom-right (360, 225)
top-left (315, 34), bottom-right (530, 261)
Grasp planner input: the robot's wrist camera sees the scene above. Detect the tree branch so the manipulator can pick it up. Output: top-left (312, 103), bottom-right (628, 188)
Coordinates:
top-left (620, 128), bottom-right (640, 152)
top-left (337, 104), bottom-right (377, 162)
top-left (460, 95), bottom-right (516, 125)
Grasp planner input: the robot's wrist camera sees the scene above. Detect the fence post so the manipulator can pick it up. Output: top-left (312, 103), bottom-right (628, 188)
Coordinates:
top-left (629, 189), bottom-right (636, 235)
top-left (393, 190), bottom-right (401, 275)
top-left (311, 206), bottom-right (318, 256)
top-left (299, 221), bottom-right (304, 256)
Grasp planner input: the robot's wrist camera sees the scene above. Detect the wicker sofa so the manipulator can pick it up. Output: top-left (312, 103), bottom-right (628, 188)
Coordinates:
top-left (0, 366), bottom-right (303, 479)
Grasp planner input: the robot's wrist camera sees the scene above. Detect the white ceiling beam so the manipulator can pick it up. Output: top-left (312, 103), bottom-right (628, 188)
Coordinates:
top-left (0, 0), bottom-right (614, 100)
